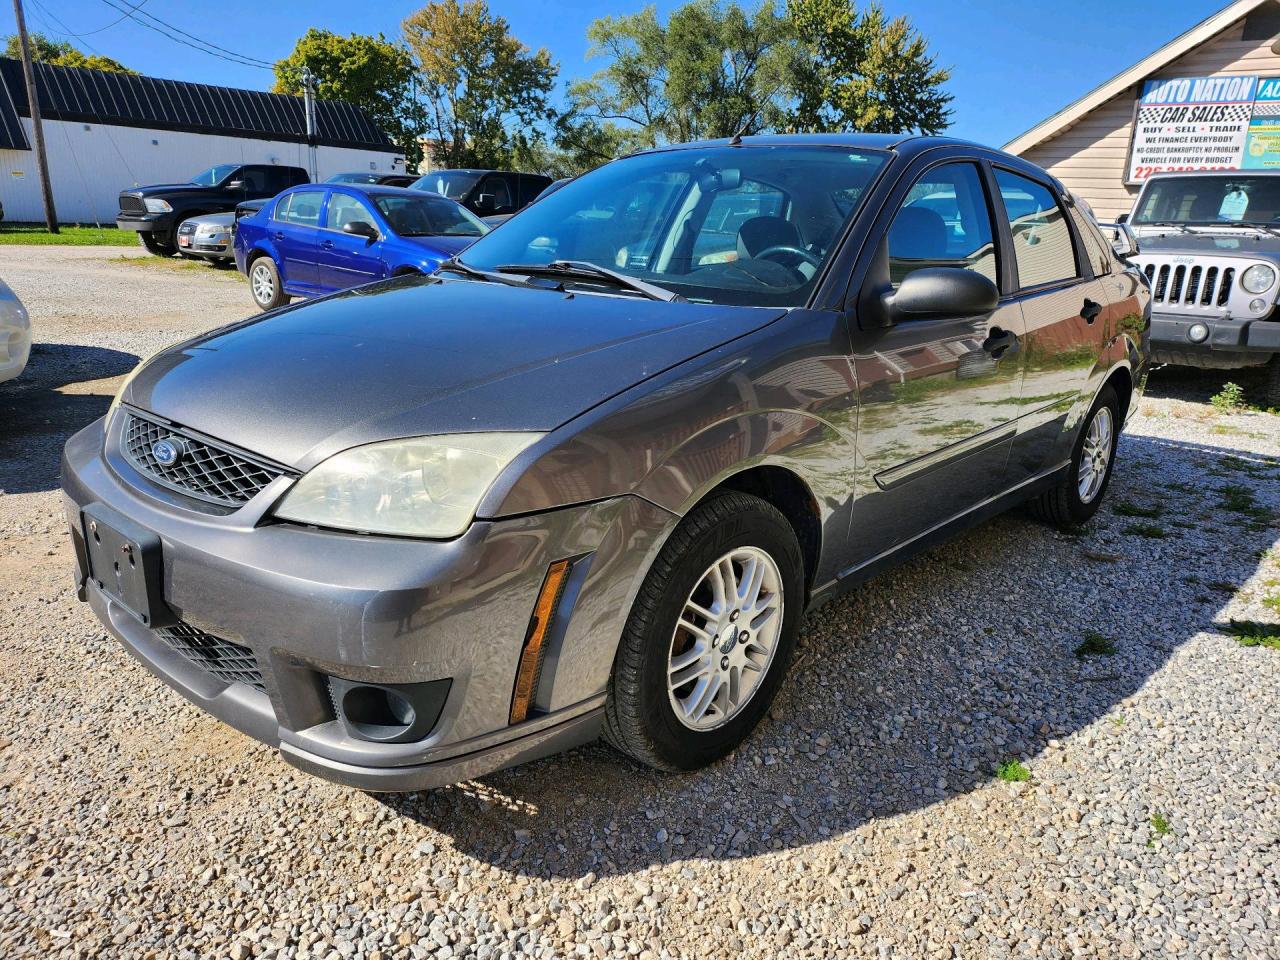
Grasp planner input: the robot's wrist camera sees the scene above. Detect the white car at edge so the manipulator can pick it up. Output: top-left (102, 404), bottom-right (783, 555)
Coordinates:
top-left (0, 277), bottom-right (31, 384)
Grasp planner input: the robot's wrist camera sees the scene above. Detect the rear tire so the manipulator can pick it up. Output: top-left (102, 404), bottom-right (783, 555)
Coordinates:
top-left (248, 256), bottom-right (289, 311)
top-left (603, 491), bottom-right (804, 772)
top-left (138, 231), bottom-right (176, 257)
top-left (1028, 384), bottom-right (1121, 528)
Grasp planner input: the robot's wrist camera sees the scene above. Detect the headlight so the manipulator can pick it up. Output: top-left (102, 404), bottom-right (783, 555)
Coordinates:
top-left (143, 198), bottom-right (172, 213)
top-left (274, 433), bottom-right (542, 538)
top-left (1241, 263), bottom-right (1275, 294)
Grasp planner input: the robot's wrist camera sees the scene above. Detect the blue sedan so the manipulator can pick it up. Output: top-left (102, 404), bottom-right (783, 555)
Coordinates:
top-left (234, 184), bottom-right (489, 310)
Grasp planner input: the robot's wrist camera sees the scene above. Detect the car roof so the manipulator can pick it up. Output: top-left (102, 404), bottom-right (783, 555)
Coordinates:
top-left (304, 183), bottom-right (452, 199)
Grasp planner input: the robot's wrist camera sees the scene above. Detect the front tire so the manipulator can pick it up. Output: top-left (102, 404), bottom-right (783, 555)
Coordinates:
top-left (603, 491), bottom-right (804, 772)
top-left (1265, 355), bottom-right (1280, 407)
top-left (1028, 384), bottom-right (1120, 527)
top-left (137, 231), bottom-right (175, 257)
top-left (248, 256), bottom-right (289, 311)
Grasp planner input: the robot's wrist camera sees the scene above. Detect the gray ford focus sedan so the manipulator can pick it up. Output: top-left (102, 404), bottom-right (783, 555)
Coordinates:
top-left (62, 135), bottom-right (1150, 789)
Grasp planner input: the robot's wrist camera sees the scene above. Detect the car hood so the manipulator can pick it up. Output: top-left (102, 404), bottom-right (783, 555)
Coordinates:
top-left (125, 276), bottom-right (787, 470)
top-left (404, 234), bottom-right (475, 257)
top-left (125, 184), bottom-right (214, 198)
top-left (1135, 230), bottom-right (1280, 262)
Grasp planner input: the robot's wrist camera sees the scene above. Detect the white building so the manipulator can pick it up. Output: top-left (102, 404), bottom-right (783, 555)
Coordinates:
top-left (0, 58), bottom-right (404, 223)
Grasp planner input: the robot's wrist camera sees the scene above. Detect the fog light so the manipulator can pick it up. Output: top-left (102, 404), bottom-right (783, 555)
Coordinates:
top-left (1250, 298), bottom-right (1267, 313)
top-left (328, 677), bottom-right (451, 744)
top-left (1188, 322), bottom-right (1210, 343)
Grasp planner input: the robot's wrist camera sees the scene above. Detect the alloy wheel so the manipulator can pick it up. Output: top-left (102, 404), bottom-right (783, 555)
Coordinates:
top-left (1077, 405), bottom-right (1114, 504)
top-left (666, 546), bottom-right (784, 731)
top-left (251, 262), bottom-right (274, 305)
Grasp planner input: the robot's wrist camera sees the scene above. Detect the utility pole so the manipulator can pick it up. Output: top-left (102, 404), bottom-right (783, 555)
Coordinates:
top-left (301, 66), bottom-right (318, 183)
top-left (11, 0), bottom-right (58, 232)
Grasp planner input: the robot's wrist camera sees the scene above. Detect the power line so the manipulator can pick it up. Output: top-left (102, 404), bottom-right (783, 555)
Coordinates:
top-left (94, 0), bottom-right (275, 71)
top-left (40, 0), bottom-right (150, 38)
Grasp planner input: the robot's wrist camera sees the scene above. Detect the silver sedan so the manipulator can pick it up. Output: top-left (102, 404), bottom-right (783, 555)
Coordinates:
top-left (0, 277), bottom-right (30, 384)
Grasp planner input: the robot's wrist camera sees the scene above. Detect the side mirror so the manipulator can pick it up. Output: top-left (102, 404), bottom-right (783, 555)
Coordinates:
top-left (883, 268), bottom-right (999, 324)
top-left (1115, 212), bottom-right (1129, 224)
top-left (343, 220), bottom-right (378, 242)
top-left (226, 179), bottom-right (245, 191)
top-left (1098, 222), bottom-right (1139, 260)
top-left (473, 193), bottom-right (497, 213)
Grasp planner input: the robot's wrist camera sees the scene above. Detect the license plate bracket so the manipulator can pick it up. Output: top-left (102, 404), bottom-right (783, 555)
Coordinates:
top-left (82, 503), bottom-right (176, 628)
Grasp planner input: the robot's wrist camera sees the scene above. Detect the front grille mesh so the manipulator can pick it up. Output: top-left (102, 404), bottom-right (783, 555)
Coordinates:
top-left (119, 195), bottom-right (145, 214)
top-left (155, 622), bottom-right (265, 692)
top-left (123, 413), bottom-right (283, 506)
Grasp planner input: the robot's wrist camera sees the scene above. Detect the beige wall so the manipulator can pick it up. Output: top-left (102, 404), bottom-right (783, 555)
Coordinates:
top-left (1021, 17), bottom-right (1280, 220)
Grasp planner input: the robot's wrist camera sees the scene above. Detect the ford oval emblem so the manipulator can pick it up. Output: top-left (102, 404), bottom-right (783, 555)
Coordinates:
top-left (152, 438), bottom-right (182, 467)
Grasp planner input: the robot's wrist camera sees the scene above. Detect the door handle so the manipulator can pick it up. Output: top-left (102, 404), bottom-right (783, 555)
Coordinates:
top-left (321, 239), bottom-right (334, 250)
top-left (1081, 299), bottom-right (1103, 323)
top-left (272, 231), bottom-right (284, 241)
top-left (981, 326), bottom-right (1019, 360)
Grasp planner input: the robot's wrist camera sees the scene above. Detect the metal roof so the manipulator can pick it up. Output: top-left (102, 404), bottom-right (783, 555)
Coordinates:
top-left (0, 58), bottom-right (398, 154)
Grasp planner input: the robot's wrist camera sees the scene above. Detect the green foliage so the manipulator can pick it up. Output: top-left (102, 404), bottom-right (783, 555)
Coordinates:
top-left (1122, 522), bottom-right (1168, 539)
top-left (3, 33), bottom-right (135, 73)
top-left (1113, 500), bottom-right (1163, 519)
top-left (1224, 619), bottom-right (1280, 650)
top-left (787, 0), bottom-right (952, 134)
top-left (568, 1), bottom-right (795, 149)
top-left (1149, 811), bottom-right (1172, 838)
top-left (274, 30), bottom-right (422, 170)
top-left (995, 759), bottom-right (1030, 783)
top-left (403, 0), bottom-right (557, 170)
top-left (1210, 381), bottom-right (1246, 412)
top-left (1074, 632), bottom-right (1117, 659)
top-left (0, 224), bottom-right (136, 246)
top-left (1217, 484), bottom-right (1269, 519)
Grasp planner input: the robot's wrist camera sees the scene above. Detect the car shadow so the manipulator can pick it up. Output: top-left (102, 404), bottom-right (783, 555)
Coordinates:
top-left (0, 343), bottom-right (139, 494)
top-left (376, 431), bottom-right (1278, 881)
top-left (1144, 361), bottom-right (1271, 405)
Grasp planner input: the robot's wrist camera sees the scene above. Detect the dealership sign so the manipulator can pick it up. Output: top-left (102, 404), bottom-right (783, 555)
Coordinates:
top-left (1127, 75), bottom-right (1259, 183)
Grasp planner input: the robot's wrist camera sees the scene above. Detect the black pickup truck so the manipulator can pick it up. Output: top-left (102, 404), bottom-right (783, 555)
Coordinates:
top-left (117, 163), bottom-right (309, 256)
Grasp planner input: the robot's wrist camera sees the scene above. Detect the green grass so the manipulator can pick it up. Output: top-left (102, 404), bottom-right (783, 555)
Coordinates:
top-left (108, 255), bottom-right (232, 275)
top-left (995, 759), bottom-right (1031, 783)
top-left (1113, 500), bottom-right (1163, 519)
top-left (1224, 619), bottom-right (1280, 650)
top-left (1123, 521), bottom-right (1169, 539)
top-left (1074, 632), bottom-right (1117, 659)
top-left (0, 223), bottom-right (137, 246)
top-left (1217, 484), bottom-right (1271, 520)
top-left (1210, 381), bottom-right (1246, 412)
top-left (1149, 812), bottom-right (1173, 843)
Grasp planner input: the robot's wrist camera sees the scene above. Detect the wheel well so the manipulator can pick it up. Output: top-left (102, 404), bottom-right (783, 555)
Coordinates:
top-left (1103, 366), bottom-right (1134, 422)
top-left (712, 466), bottom-right (821, 595)
top-left (392, 266), bottom-right (422, 276)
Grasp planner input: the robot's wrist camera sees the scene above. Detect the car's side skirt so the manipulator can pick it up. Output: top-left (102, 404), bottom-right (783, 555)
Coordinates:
top-left (807, 461), bottom-right (1070, 611)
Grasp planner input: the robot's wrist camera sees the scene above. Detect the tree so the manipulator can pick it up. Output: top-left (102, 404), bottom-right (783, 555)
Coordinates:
top-left (3, 33), bottom-right (135, 73)
top-left (273, 30), bottom-right (423, 169)
top-left (402, 0), bottom-right (557, 170)
top-left (568, 1), bottom-right (795, 149)
top-left (787, 0), bottom-right (952, 134)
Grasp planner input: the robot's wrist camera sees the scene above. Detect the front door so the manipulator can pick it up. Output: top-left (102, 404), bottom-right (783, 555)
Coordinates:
top-left (317, 192), bottom-right (387, 292)
top-left (272, 189), bottom-right (326, 293)
top-left (846, 160), bottom-right (1027, 563)
top-left (991, 168), bottom-right (1113, 483)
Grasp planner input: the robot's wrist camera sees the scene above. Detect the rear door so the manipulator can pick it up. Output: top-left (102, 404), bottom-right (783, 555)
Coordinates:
top-left (992, 168), bottom-right (1112, 483)
top-left (271, 189), bottom-right (326, 292)
top-left (317, 191), bottom-right (387, 291)
top-left (847, 157), bottom-right (1027, 555)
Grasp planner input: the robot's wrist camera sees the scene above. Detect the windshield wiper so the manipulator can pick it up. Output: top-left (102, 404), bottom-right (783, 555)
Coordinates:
top-left (496, 260), bottom-right (685, 303)
top-left (437, 258), bottom-right (536, 290)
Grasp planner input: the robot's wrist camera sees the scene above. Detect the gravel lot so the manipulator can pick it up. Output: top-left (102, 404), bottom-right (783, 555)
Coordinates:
top-left (1, 247), bottom-right (1278, 960)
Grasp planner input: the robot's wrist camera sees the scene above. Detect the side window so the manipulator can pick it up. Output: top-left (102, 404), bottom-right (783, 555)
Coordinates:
top-left (276, 190), bottom-right (324, 227)
top-left (693, 179), bottom-right (788, 266)
top-left (995, 169), bottom-right (1079, 288)
top-left (1071, 207), bottom-right (1112, 276)
top-left (238, 167), bottom-right (266, 193)
top-left (887, 162), bottom-right (997, 286)
top-left (325, 193), bottom-right (376, 231)
top-left (482, 176), bottom-right (513, 210)
top-left (261, 167), bottom-right (293, 194)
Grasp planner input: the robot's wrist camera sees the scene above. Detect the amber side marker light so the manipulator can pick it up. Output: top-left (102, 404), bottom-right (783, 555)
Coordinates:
top-left (509, 559), bottom-right (572, 724)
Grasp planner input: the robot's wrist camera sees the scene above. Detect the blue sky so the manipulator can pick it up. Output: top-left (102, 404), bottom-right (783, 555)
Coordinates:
top-left (4, 0), bottom-right (1228, 147)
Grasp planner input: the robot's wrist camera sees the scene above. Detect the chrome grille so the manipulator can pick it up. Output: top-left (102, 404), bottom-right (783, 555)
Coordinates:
top-left (155, 622), bottom-right (265, 692)
top-left (118, 194), bottom-right (146, 214)
top-left (1142, 262), bottom-right (1234, 308)
top-left (122, 412), bottom-right (284, 506)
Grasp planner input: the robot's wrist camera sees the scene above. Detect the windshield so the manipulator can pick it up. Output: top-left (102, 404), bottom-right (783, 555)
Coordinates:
top-left (190, 164), bottom-right (240, 186)
top-left (411, 170), bottom-right (483, 200)
top-left (1134, 175), bottom-right (1280, 225)
top-left (456, 146), bottom-right (888, 307)
top-left (328, 172), bottom-right (384, 185)
top-left (374, 195), bottom-right (489, 238)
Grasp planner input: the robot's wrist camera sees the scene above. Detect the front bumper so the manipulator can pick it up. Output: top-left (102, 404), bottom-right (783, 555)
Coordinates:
top-left (1150, 312), bottom-right (1280, 368)
top-left (61, 415), bottom-right (676, 790)
top-left (116, 213), bottom-right (173, 236)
